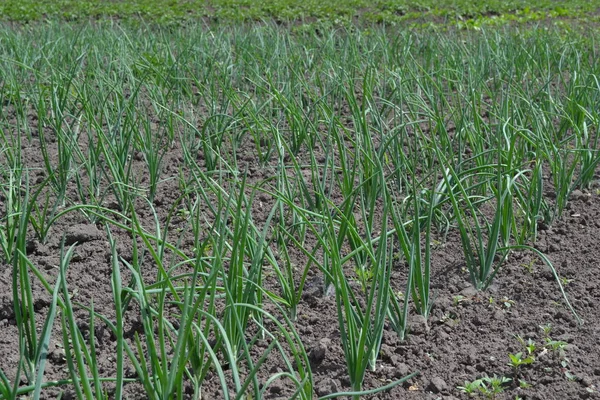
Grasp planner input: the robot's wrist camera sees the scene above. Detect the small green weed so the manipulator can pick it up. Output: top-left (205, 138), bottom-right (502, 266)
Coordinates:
top-left (458, 375), bottom-right (511, 399)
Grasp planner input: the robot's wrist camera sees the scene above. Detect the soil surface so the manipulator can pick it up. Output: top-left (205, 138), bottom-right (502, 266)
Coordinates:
top-left (1, 101), bottom-right (600, 400)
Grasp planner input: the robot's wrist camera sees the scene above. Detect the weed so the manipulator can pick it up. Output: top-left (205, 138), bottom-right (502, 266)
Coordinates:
top-left (459, 375), bottom-right (511, 399)
top-left (479, 375), bottom-right (512, 399)
top-left (458, 379), bottom-right (482, 396)
top-left (521, 259), bottom-right (535, 273)
top-left (453, 295), bottom-right (467, 306)
top-left (560, 277), bottom-right (574, 286)
top-left (514, 335), bottom-right (537, 355)
top-left (518, 379), bottom-right (531, 388)
top-left (508, 352), bottom-right (534, 373)
top-left (539, 323), bottom-right (553, 339)
top-left (545, 338), bottom-right (567, 353)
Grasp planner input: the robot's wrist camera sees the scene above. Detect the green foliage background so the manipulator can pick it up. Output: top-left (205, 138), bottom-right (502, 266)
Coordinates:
top-left (0, 0), bottom-right (597, 25)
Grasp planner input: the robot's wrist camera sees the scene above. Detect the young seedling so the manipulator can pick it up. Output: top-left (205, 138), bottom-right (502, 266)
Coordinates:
top-left (453, 295), bottom-right (467, 306)
top-left (458, 375), bottom-right (511, 399)
top-left (545, 338), bottom-right (566, 351)
top-left (521, 259), bottom-right (535, 273)
top-left (457, 379), bottom-right (482, 396)
top-left (354, 266), bottom-right (374, 288)
top-left (560, 359), bottom-right (579, 381)
top-left (539, 323), bottom-right (553, 339)
top-left (479, 375), bottom-right (511, 399)
top-left (501, 297), bottom-right (515, 310)
top-left (560, 277), bottom-right (574, 286)
top-left (518, 379), bottom-right (532, 389)
top-left (508, 352), bottom-right (534, 375)
top-left (515, 335), bottom-right (537, 355)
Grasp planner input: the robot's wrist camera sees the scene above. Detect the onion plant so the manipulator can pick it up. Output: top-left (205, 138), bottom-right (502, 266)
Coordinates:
top-left (325, 190), bottom-right (409, 396)
top-left (135, 112), bottom-right (168, 203)
top-left (511, 160), bottom-right (546, 244)
top-left (10, 254), bottom-right (61, 400)
top-left (58, 244), bottom-right (102, 400)
top-left (436, 150), bottom-right (514, 291)
top-left (400, 187), bottom-right (436, 318)
top-left (35, 54), bottom-right (85, 207)
top-left (10, 177), bottom-right (40, 386)
top-left (386, 175), bottom-right (443, 337)
top-left (573, 119), bottom-right (600, 191)
top-left (310, 120), bottom-right (414, 395)
top-left (539, 130), bottom-right (581, 222)
top-left (71, 82), bottom-right (111, 215)
top-left (0, 163), bottom-right (24, 263)
top-left (95, 80), bottom-right (143, 213)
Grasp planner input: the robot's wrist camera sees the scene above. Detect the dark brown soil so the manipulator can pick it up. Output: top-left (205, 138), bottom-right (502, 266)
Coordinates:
top-left (1, 102), bottom-right (600, 400)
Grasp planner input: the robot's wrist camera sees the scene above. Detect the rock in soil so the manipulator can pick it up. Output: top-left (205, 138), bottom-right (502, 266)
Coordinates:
top-left (426, 376), bottom-right (448, 393)
top-left (408, 314), bottom-right (430, 335)
top-left (65, 224), bottom-right (102, 245)
top-left (315, 377), bottom-right (339, 397)
top-left (308, 338), bottom-right (331, 366)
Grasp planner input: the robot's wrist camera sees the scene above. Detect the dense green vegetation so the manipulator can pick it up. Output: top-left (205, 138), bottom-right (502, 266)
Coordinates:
top-left (0, 0), bottom-right (597, 25)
